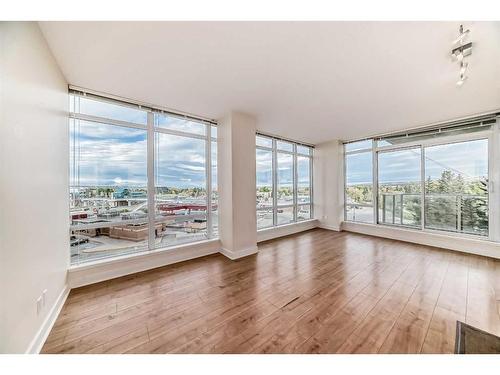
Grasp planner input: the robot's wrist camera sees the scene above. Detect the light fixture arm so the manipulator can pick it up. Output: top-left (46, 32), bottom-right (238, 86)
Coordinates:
top-left (452, 24), bottom-right (472, 86)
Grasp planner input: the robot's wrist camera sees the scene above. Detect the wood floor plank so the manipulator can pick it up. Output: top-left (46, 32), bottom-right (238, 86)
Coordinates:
top-left (296, 291), bottom-right (380, 353)
top-left (336, 278), bottom-right (419, 353)
top-left (420, 253), bottom-right (469, 353)
top-left (465, 256), bottom-right (500, 336)
top-left (41, 229), bottom-right (500, 354)
top-left (378, 254), bottom-right (449, 353)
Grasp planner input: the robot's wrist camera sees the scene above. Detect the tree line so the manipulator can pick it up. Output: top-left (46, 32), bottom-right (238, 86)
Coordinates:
top-left (346, 170), bottom-right (488, 235)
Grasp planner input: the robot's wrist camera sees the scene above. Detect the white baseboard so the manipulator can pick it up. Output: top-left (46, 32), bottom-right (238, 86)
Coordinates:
top-left (318, 223), bottom-right (340, 231)
top-left (26, 285), bottom-right (69, 354)
top-left (68, 239), bottom-right (221, 288)
top-left (220, 245), bottom-right (259, 260)
top-left (342, 221), bottom-right (500, 260)
top-left (257, 219), bottom-right (319, 242)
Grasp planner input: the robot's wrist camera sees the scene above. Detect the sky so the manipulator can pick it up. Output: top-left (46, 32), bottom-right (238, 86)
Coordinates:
top-left (71, 101), bottom-right (309, 190)
top-left (256, 149), bottom-right (311, 188)
top-left (70, 95), bottom-right (485, 191)
top-left (70, 96), bottom-right (216, 189)
top-left (346, 139), bottom-right (488, 186)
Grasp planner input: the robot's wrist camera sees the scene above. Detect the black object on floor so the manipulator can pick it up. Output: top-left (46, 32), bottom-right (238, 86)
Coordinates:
top-left (455, 321), bottom-right (500, 354)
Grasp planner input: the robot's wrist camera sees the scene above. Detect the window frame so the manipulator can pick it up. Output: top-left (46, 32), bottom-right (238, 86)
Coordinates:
top-left (343, 144), bottom-right (375, 224)
top-left (256, 134), bottom-right (313, 230)
top-left (69, 92), bottom-right (218, 265)
top-left (376, 145), bottom-right (423, 230)
top-left (342, 145), bottom-right (378, 224)
top-left (343, 126), bottom-right (498, 241)
top-left (255, 146), bottom-right (274, 210)
top-left (421, 136), bottom-right (491, 238)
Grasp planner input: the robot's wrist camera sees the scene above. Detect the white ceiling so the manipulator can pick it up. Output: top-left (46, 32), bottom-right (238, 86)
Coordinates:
top-left (39, 21), bottom-right (500, 144)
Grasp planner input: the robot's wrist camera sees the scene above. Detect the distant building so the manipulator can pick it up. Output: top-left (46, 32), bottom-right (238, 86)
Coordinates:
top-left (112, 188), bottom-right (146, 199)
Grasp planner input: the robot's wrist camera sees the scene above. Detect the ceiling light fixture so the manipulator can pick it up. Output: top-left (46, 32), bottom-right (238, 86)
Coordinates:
top-left (456, 61), bottom-right (469, 86)
top-left (452, 24), bottom-right (472, 86)
top-left (453, 24), bottom-right (470, 45)
top-left (452, 43), bottom-right (472, 61)
top-left (457, 75), bottom-right (468, 86)
top-left (460, 61), bottom-right (468, 75)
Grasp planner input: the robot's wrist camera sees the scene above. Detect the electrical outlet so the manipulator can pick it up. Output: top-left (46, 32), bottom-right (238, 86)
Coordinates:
top-left (36, 296), bottom-right (42, 315)
top-left (42, 289), bottom-right (47, 307)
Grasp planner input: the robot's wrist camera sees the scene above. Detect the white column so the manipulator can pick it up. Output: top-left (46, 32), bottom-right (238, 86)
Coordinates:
top-left (314, 139), bottom-right (343, 231)
top-left (218, 111), bottom-right (258, 259)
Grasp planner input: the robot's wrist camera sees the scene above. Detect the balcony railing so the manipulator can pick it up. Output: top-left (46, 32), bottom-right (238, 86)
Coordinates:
top-left (379, 193), bottom-right (419, 226)
top-left (346, 193), bottom-right (488, 236)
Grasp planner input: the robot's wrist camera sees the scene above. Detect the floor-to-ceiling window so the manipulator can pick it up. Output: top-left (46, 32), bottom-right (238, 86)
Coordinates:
top-left (344, 140), bottom-right (374, 223)
top-left (297, 147), bottom-right (312, 221)
top-left (69, 90), bottom-right (217, 264)
top-left (378, 147), bottom-right (422, 228)
top-left (256, 134), bottom-right (313, 229)
top-left (424, 139), bottom-right (488, 236)
top-left (343, 117), bottom-right (496, 240)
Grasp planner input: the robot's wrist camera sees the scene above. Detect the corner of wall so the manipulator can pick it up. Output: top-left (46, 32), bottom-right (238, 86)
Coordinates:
top-left (219, 245), bottom-right (258, 260)
top-left (25, 286), bottom-right (70, 354)
top-left (313, 138), bottom-right (343, 232)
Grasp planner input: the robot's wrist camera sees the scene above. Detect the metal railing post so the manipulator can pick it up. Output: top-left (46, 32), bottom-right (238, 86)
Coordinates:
top-left (400, 194), bottom-right (404, 225)
top-left (382, 194), bottom-right (386, 223)
top-left (392, 194), bottom-right (396, 224)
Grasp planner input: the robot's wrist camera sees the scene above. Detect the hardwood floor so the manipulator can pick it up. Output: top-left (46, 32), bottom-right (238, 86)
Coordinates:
top-left (41, 229), bottom-right (500, 354)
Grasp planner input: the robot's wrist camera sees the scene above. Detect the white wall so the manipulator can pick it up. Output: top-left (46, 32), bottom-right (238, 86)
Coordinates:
top-left (313, 139), bottom-right (343, 231)
top-left (218, 112), bottom-right (258, 259)
top-left (0, 22), bottom-right (69, 353)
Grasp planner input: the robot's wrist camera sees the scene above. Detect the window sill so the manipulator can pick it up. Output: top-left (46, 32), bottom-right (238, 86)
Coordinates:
top-left (68, 238), bottom-right (221, 288)
top-left (341, 221), bottom-right (500, 259)
top-left (257, 219), bottom-right (318, 242)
